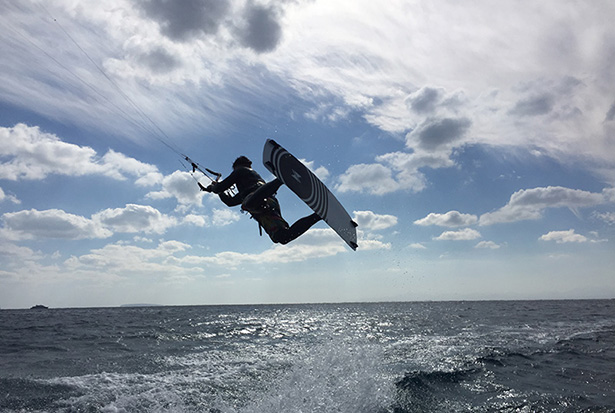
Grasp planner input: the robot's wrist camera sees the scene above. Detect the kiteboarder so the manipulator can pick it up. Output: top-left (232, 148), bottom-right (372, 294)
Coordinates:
top-left (199, 156), bottom-right (321, 244)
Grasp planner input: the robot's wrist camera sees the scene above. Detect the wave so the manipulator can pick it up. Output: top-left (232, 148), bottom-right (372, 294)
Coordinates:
top-left (2, 301), bottom-right (613, 412)
top-left (396, 367), bottom-right (480, 390)
top-left (0, 377), bottom-right (81, 412)
top-left (393, 323), bottom-right (615, 413)
top-left (393, 368), bottom-right (483, 412)
top-left (0, 342), bottom-right (70, 354)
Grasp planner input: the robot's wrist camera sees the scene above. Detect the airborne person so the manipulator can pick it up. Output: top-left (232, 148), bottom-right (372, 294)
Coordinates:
top-left (199, 156), bottom-right (321, 244)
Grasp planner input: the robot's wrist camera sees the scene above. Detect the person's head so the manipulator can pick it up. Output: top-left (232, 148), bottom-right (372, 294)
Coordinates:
top-left (232, 156), bottom-right (252, 169)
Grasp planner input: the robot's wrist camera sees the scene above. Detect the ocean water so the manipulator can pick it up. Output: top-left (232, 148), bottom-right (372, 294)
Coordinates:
top-left (1, 300), bottom-right (614, 412)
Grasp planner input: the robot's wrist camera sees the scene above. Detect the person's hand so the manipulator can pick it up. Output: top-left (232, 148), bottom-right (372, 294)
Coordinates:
top-left (198, 182), bottom-right (212, 192)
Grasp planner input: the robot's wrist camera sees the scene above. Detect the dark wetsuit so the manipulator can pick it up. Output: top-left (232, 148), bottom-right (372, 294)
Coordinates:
top-left (209, 166), bottom-right (266, 207)
top-left (209, 166), bottom-right (321, 244)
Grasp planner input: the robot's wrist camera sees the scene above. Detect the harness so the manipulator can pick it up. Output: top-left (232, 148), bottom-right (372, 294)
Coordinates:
top-left (243, 197), bottom-right (289, 240)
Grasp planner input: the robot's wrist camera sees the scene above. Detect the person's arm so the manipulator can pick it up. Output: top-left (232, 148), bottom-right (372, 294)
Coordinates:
top-left (198, 169), bottom-right (243, 206)
top-left (209, 170), bottom-right (238, 194)
top-left (218, 192), bottom-right (242, 207)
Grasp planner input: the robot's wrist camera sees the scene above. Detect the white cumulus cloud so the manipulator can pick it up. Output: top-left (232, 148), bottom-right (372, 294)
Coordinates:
top-left (2, 208), bottom-right (112, 240)
top-left (480, 186), bottom-right (609, 225)
top-left (211, 208), bottom-right (241, 227)
top-left (183, 214), bottom-right (208, 227)
top-left (93, 204), bottom-right (177, 234)
top-left (336, 148), bottom-right (456, 195)
top-left (539, 229), bottom-right (587, 244)
top-left (65, 240), bottom-right (194, 276)
top-left (147, 170), bottom-right (204, 206)
top-left (414, 210), bottom-right (478, 227)
top-left (475, 240), bottom-right (500, 249)
top-left (434, 228), bottom-right (481, 241)
top-left (336, 163), bottom-right (400, 195)
top-left (0, 124), bottom-right (160, 182)
top-left (353, 210), bottom-right (398, 231)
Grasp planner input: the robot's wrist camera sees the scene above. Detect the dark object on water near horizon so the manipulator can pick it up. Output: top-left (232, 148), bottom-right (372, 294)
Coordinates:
top-left (30, 305), bottom-right (48, 310)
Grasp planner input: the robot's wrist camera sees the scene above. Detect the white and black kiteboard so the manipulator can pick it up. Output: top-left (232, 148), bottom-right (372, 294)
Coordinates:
top-left (263, 139), bottom-right (358, 250)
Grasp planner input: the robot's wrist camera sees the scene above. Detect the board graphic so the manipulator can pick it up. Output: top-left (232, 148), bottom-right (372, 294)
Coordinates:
top-left (263, 139), bottom-right (358, 250)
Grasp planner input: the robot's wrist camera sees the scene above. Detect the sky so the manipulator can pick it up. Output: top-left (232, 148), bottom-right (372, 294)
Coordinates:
top-left (1, 0), bottom-right (614, 308)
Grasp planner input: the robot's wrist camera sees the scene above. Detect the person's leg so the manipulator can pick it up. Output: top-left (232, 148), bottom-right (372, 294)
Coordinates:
top-left (242, 179), bottom-right (283, 212)
top-left (274, 213), bottom-right (321, 244)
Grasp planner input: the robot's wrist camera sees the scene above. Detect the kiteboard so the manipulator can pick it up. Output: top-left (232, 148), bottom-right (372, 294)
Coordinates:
top-left (262, 139), bottom-right (358, 250)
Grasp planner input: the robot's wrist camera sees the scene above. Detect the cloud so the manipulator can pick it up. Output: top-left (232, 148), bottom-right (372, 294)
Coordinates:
top-left (178, 226), bottom-right (390, 268)
top-left (433, 228), bottom-right (481, 241)
top-left (587, 231), bottom-right (609, 243)
top-left (410, 243), bottom-right (426, 249)
top-left (0, 1), bottom-right (292, 143)
top-left (65, 239), bottom-right (193, 275)
top-left (100, 149), bottom-right (160, 181)
top-left (135, 0), bottom-right (283, 53)
top-left (378, 150), bottom-right (454, 192)
top-left (2, 204), bottom-right (182, 242)
top-left (0, 124), bottom-right (99, 181)
top-left (2, 209), bottom-right (112, 240)
top-left (135, 171), bottom-right (165, 187)
top-left (406, 117), bottom-right (472, 151)
top-left (93, 204), bottom-right (177, 234)
top-left (0, 240), bottom-right (48, 280)
top-left (606, 101), bottom-right (615, 122)
top-left (480, 186), bottom-right (609, 225)
top-left (353, 210), bottom-right (397, 231)
top-left (158, 240), bottom-right (191, 253)
top-left (136, 47), bottom-right (182, 74)
top-left (146, 171), bottom-right (204, 205)
top-left (181, 210), bottom-right (240, 228)
top-left (300, 159), bottom-right (330, 182)
top-left (405, 86), bottom-right (446, 114)
top-left (0, 241), bottom-right (44, 262)
top-left (336, 163), bottom-right (400, 195)
top-left (414, 211), bottom-right (478, 227)
top-left (264, 1), bottom-right (615, 169)
top-left (405, 86), bottom-right (465, 116)
top-left (235, 4), bottom-right (283, 53)
top-left (539, 229), bottom-right (587, 244)
top-left (5, 1), bottom-right (615, 172)
top-left (53, 225), bottom-right (383, 281)
top-left (183, 214), bottom-right (208, 227)
top-left (337, 149), bottom-right (455, 195)
top-left (136, 0), bottom-right (231, 42)
top-left (181, 229), bottom-right (350, 267)
top-left (593, 211), bottom-right (615, 225)
top-left (211, 208), bottom-right (241, 227)
top-left (358, 238), bottom-right (392, 251)
top-left (0, 187), bottom-right (20, 204)
top-left (509, 93), bottom-right (556, 117)
top-left (0, 124), bottom-right (159, 182)
top-left (475, 240), bottom-right (500, 249)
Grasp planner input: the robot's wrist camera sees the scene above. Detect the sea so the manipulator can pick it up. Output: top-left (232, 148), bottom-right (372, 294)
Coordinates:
top-left (1, 300), bottom-right (614, 412)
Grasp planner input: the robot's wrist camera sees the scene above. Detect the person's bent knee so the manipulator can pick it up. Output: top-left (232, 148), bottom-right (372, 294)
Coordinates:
top-left (271, 232), bottom-right (291, 245)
